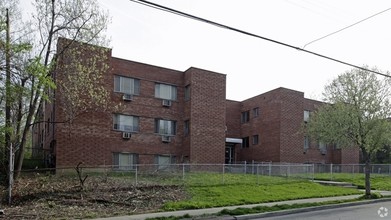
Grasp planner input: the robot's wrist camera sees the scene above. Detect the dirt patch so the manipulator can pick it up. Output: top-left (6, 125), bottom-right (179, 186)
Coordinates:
top-left (0, 175), bottom-right (187, 219)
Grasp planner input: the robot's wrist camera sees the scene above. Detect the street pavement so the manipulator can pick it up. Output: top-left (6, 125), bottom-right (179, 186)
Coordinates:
top-left (94, 191), bottom-right (391, 220)
top-left (256, 200), bottom-right (391, 220)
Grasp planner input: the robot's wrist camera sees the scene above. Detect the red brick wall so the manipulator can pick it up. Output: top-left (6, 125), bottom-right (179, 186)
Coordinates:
top-left (54, 39), bottom-right (188, 167)
top-left (237, 89), bottom-right (282, 162)
top-left (46, 38), bottom-right (359, 168)
top-left (52, 39), bottom-right (227, 167)
top-left (234, 88), bottom-right (359, 164)
top-left (225, 100), bottom-right (241, 162)
top-left (278, 88), bottom-right (305, 163)
top-left (186, 68), bottom-right (226, 164)
top-left (225, 100), bottom-right (241, 138)
top-left (340, 147), bottom-right (360, 164)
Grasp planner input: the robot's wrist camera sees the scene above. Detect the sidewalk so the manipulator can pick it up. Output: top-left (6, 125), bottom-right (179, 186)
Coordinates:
top-left (94, 191), bottom-right (391, 220)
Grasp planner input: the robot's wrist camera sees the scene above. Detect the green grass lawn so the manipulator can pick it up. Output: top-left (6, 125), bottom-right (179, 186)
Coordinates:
top-left (314, 173), bottom-right (391, 190)
top-left (162, 174), bottom-right (360, 211)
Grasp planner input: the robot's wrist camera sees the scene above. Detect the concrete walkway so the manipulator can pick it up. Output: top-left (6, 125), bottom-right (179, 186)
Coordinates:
top-left (94, 191), bottom-right (391, 220)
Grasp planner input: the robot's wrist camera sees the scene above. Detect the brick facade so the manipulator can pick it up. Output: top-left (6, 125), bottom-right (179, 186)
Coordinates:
top-left (32, 38), bottom-right (359, 168)
top-left (233, 88), bottom-right (359, 164)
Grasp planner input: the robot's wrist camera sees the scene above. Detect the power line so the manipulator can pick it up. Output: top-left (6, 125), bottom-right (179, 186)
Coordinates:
top-left (129, 0), bottom-right (390, 78)
top-left (303, 7), bottom-right (391, 48)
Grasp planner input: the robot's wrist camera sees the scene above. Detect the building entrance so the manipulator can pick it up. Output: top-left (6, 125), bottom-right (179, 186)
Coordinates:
top-left (225, 144), bottom-right (235, 164)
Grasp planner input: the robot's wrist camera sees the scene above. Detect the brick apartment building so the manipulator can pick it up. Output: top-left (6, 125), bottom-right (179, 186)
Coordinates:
top-left (32, 38), bottom-right (359, 169)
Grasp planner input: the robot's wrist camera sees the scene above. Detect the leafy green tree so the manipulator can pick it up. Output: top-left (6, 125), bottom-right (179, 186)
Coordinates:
top-left (0, 0), bottom-right (110, 180)
top-left (372, 145), bottom-right (391, 164)
top-left (0, 0), bottom-right (34, 182)
top-left (306, 67), bottom-right (391, 197)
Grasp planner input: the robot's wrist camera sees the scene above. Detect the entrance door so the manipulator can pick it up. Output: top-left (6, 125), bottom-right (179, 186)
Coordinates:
top-left (225, 145), bottom-right (235, 164)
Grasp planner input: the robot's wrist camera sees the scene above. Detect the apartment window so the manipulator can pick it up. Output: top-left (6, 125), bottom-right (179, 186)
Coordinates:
top-left (113, 114), bottom-right (140, 132)
top-left (252, 135), bottom-right (259, 145)
top-left (155, 83), bottom-right (177, 100)
top-left (319, 141), bottom-right (327, 154)
top-left (304, 136), bottom-right (310, 151)
top-left (253, 107), bottom-right (259, 118)
top-left (184, 85), bottom-right (191, 101)
top-left (304, 110), bottom-right (310, 123)
top-left (114, 75), bottom-right (140, 95)
top-left (155, 119), bottom-right (176, 135)
top-left (154, 155), bottom-right (176, 170)
top-left (113, 153), bottom-right (138, 170)
top-left (241, 111), bottom-right (250, 123)
top-left (184, 120), bottom-right (190, 136)
top-left (242, 137), bottom-right (249, 148)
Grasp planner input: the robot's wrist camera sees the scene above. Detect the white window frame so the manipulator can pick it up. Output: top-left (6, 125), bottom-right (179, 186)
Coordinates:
top-left (114, 75), bottom-right (140, 95)
top-left (155, 155), bottom-right (175, 170)
top-left (184, 85), bottom-right (191, 101)
top-left (184, 120), bottom-right (190, 136)
top-left (241, 111), bottom-right (250, 123)
top-left (253, 107), bottom-right (259, 118)
top-left (113, 114), bottom-right (140, 132)
top-left (252, 134), bottom-right (259, 145)
top-left (304, 110), bottom-right (310, 122)
top-left (155, 119), bottom-right (176, 136)
top-left (319, 141), bottom-right (327, 154)
top-left (113, 153), bottom-right (138, 170)
top-left (155, 83), bottom-right (177, 100)
top-left (304, 136), bottom-right (310, 151)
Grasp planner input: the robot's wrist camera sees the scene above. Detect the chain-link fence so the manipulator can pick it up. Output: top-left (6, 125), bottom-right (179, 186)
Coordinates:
top-left (17, 163), bottom-right (391, 186)
top-left (313, 163), bottom-right (391, 181)
top-left (19, 163), bottom-right (315, 186)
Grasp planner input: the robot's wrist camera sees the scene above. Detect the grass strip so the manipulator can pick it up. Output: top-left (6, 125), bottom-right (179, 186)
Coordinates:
top-left (163, 180), bottom-right (360, 210)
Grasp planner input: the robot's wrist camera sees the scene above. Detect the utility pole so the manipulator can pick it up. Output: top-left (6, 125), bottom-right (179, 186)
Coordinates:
top-left (5, 8), bottom-right (14, 205)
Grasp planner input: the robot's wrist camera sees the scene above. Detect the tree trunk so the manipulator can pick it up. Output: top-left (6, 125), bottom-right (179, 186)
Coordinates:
top-left (364, 158), bottom-right (371, 197)
top-left (14, 87), bottom-right (40, 179)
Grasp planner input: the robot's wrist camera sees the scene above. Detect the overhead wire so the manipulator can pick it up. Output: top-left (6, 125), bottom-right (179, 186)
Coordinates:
top-left (303, 7), bottom-right (391, 48)
top-left (129, 0), bottom-right (390, 78)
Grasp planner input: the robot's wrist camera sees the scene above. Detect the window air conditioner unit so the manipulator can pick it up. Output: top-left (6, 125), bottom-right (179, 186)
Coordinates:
top-left (122, 94), bottom-right (133, 101)
top-left (162, 99), bottom-right (172, 107)
top-left (122, 132), bottom-right (131, 139)
top-left (161, 136), bottom-right (171, 143)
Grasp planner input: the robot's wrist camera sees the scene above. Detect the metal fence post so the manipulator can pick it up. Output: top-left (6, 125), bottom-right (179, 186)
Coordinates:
top-left (352, 164), bottom-right (355, 178)
top-left (257, 164), bottom-right (259, 185)
top-left (223, 164), bottom-right (225, 185)
top-left (330, 163), bottom-right (333, 181)
top-left (244, 161), bottom-right (247, 174)
top-left (182, 164), bottom-right (185, 181)
top-left (135, 164), bottom-right (138, 185)
top-left (312, 164), bottom-right (315, 181)
top-left (269, 163), bottom-right (272, 176)
top-left (251, 160), bottom-right (258, 174)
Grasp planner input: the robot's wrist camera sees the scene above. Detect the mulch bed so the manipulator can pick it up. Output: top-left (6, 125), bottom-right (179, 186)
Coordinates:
top-left (0, 175), bottom-right (187, 219)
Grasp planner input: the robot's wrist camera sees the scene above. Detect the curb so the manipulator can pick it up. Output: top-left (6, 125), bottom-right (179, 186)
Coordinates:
top-left (234, 197), bottom-right (391, 220)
